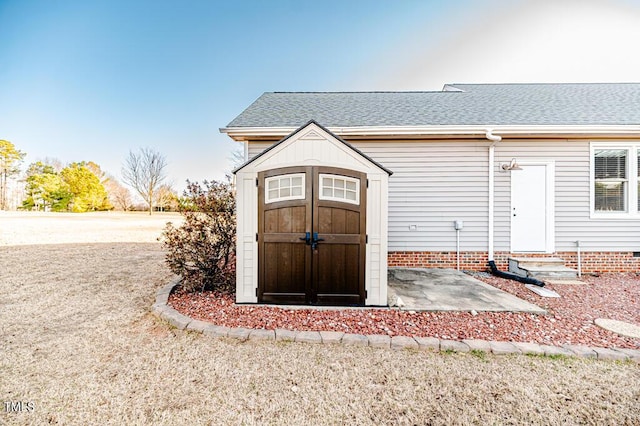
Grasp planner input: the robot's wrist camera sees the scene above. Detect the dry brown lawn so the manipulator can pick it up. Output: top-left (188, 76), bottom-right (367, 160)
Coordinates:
top-left (1, 212), bottom-right (639, 425)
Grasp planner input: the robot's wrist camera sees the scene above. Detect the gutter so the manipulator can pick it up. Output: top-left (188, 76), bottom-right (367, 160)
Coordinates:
top-left (220, 124), bottom-right (640, 141)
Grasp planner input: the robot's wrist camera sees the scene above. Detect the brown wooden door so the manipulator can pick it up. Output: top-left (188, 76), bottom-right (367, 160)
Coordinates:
top-left (312, 167), bottom-right (366, 305)
top-left (258, 166), bottom-right (366, 306)
top-left (258, 167), bottom-right (312, 304)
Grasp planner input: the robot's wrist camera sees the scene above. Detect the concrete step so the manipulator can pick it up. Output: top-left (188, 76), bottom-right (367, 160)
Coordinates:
top-left (509, 257), bottom-right (565, 268)
top-left (526, 266), bottom-right (579, 280)
top-left (508, 257), bottom-right (578, 280)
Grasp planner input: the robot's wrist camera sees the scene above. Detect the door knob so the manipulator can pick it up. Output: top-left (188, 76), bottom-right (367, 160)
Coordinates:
top-left (299, 232), bottom-right (311, 245)
top-left (311, 232), bottom-right (325, 250)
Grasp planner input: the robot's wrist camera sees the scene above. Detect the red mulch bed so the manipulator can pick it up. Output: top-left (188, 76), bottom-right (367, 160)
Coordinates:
top-left (168, 273), bottom-right (640, 349)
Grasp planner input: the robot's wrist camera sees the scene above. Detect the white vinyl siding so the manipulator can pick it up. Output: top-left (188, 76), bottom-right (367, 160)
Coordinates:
top-left (354, 140), bottom-right (489, 252)
top-left (251, 139), bottom-right (489, 252)
top-left (495, 140), bottom-right (638, 252)
top-left (249, 142), bottom-right (274, 159)
top-left (248, 137), bottom-right (640, 253)
top-left (493, 141), bottom-right (583, 253)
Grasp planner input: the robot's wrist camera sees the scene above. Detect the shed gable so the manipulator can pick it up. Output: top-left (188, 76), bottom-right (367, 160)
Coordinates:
top-left (234, 120), bottom-right (391, 175)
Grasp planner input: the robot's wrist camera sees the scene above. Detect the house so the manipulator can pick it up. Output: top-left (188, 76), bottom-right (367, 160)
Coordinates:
top-left (224, 83), bottom-right (640, 306)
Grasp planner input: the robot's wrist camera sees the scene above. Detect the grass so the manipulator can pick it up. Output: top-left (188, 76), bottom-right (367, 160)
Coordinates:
top-left (1, 212), bottom-right (639, 424)
top-left (469, 349), bottom-right (488, 361)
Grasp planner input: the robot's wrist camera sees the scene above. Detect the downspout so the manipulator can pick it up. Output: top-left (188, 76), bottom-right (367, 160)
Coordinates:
top-left (485, 130), bottom-right (502, 262)
top-left (575, 240), bottom-right (582, 278)
top-left (484, 129), bottom-right (545, 288)
top-left (488, 260), bottom-right (545, 287)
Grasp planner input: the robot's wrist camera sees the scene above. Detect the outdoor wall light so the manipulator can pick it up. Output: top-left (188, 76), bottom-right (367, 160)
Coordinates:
top-left (501, 158), bottom-right (523, 171)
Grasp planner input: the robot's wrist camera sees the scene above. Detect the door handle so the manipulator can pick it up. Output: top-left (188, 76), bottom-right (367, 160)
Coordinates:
top-left (299, 232), bottom-right (311, 245)
top-left (311, 232), bottom-right (325, 250)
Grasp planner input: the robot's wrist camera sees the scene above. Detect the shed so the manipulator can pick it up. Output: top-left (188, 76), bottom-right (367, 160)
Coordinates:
top-left (234, 120), bottom-right (392, 306)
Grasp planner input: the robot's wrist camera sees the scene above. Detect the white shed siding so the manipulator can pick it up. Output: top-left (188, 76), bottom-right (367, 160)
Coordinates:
top-left (239, 123), bottom-right (389, 305)
top-left (250, 137), bottom-right (376, 174)
top-left (364, 173), bottom-right (388, 305)
top-left (236, 174), bottom-right (258, 303)
top-left (247, 137), bottom-right (640, 254)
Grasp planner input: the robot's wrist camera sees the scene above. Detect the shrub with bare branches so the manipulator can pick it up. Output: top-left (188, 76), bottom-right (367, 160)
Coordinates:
top-left (162, 179), bottom-right (235, 292)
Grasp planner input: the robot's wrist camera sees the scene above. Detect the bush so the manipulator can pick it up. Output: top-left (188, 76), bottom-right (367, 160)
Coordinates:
top-left (162, 179), bottom-right (236, 292)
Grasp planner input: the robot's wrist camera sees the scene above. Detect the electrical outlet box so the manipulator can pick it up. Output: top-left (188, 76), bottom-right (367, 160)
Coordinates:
top-left (454, 220), bottom-right (464, 230)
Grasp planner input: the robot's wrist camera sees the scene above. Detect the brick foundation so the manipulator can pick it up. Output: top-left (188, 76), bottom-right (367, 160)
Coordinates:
top-left (388, 251), bottom-right (640, 273)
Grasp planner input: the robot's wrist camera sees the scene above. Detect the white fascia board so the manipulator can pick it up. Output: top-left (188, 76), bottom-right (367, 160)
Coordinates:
top-left (220, 125), bottom-right (640, 140)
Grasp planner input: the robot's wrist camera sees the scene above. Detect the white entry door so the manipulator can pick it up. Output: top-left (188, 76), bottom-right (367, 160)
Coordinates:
top-left (510, 163), bottom-right (554, 252)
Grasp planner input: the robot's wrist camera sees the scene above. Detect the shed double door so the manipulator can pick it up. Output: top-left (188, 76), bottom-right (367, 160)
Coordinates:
top-left (258, 166), bottom-right (366, 306)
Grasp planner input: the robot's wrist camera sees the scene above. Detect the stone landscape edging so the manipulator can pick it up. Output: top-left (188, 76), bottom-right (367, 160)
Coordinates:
top-left (152, 278), bottom-right (640, 363)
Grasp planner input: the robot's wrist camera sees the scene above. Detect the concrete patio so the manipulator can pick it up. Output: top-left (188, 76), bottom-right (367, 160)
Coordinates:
top-left (388, 268), bottom-right (546, 314)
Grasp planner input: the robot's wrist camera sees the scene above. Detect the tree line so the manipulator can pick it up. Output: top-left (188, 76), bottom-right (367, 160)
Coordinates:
top-left (0, 139), bottom-right (175, 213)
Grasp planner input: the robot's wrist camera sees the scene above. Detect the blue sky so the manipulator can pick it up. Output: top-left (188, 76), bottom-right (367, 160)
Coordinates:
top-left (1, 0), bottom-right (639, 194)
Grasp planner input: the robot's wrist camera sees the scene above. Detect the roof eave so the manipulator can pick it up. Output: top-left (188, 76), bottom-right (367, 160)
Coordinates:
top-left (220, 125), bottom-right (640, 141)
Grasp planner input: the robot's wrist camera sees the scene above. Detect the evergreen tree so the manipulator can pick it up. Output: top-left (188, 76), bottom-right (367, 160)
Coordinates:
top-left (22, 162), bottom-right (72, 211)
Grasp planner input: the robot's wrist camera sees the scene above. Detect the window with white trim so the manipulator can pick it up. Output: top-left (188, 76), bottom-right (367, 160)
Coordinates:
top-left (265, 173), bottom-right (305, 204)
top-left (319, 174), bottom-right (360, 205)
top-left (591, 143), bottom-right (640, 217)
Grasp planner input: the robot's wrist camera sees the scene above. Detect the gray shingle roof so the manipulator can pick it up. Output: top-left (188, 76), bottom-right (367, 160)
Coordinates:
top-left (226, 83), bottom-right (640, 128)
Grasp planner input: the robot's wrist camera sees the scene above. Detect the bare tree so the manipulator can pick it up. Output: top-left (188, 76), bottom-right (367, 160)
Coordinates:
top-left (39, 157), bottom-right (64, 173)
top-left (104, 174), bottom-right (133, 211)
top-left (154, 183), bottom-right (177, 212)
top-left (122, 148), bottom-right (167, 215)
top-left (230, 147), bottom-right (245, 169)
